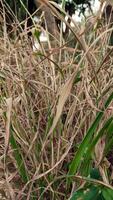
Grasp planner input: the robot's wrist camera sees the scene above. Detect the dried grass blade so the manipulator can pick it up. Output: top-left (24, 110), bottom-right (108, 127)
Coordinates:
top-left (5, 97), bottom-right (12, 155)
top-left (42, 72), bottom-right (76, 150)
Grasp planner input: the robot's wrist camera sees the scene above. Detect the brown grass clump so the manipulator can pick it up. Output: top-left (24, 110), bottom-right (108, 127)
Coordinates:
top-left (0, 3), bottom-right (113, 199)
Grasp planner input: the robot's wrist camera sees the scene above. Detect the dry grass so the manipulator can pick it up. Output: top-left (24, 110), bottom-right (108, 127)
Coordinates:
top-left (0, 3), bottom-right (113, 199)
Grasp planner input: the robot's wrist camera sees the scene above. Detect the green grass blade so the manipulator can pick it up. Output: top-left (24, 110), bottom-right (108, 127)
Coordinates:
top-left (10, 126), bottom-right (29, 183)
top-left (68, 92), bottom-right (113, 182)
top-left (81, 117), bottom-right (113, 173)
top-left (104, 121), bottom-right (113, 156)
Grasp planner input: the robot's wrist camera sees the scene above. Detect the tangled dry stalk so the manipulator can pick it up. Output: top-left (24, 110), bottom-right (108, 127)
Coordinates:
top-left (0, 1), bottom-right (113, 199)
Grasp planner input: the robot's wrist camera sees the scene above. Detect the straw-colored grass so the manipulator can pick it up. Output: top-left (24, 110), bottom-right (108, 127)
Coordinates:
top-left (0, 2), bottom-right (113, 199)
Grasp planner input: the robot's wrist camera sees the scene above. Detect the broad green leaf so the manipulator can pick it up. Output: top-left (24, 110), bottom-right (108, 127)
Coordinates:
top-left (102, 188), bottom-right (113, 200)
top-left (70, 185), bottom-right (101, 200)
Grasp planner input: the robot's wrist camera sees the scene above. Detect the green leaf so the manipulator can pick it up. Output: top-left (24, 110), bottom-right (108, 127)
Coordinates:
top-left (81, 117), bottom-right (113, 176)
top-left (90, 168), bottom-right (101, 180)
top-left (10, 127), bottom-right (29, 183)
top-left (70, 185), bottom-right (101, 200)
top-left (102, 188), bottom-right (113, 200)
top-left (34, 29), bottom-right (41, 41)
top-left (68, 92), bottom-right (113, 183)
top-left (104, 121), bottom-right (113, 156)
